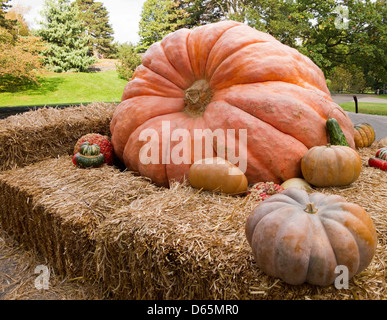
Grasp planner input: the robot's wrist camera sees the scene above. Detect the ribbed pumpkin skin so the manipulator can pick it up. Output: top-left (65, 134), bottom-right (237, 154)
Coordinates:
top-left (72, 142), bottom-right (105, 168)
top-left (354, 123), bottom-right (375, 148)
top-left (74, 133), bottom-right (114, 165)
top-left (110, 21), bottom-right (355, 187)
top-left (301, 145), bottom-right (361, 187)
top-left (245, 188), bottom-right (377, 286)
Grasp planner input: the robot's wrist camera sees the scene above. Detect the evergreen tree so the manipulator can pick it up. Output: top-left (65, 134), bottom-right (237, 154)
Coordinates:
top-left (37, 0), bottom-right (94, 72)
top-left (73, 0), bottom-right (116, 58)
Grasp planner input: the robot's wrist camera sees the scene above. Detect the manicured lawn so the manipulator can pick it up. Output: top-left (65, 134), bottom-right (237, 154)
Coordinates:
top-left (338, 102), bottom-right (387, 116)
top-left (0, 70), bottom-right (128, 107)
top-left (2, 73), bottom-right (386, 117)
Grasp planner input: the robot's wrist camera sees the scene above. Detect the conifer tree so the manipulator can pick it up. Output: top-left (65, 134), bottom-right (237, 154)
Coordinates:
top-left (73, 0), bottom-right (116, 58)
top-left (37, 0), bottom-right (94, 72)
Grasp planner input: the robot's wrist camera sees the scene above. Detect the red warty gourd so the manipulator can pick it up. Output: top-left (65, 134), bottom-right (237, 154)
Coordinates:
top-left (248, 182), bottom-right (284, 202)
top-left (110, 21), bottom-right (355, 187)
top-left (74, 133), bottom-right (114, 165)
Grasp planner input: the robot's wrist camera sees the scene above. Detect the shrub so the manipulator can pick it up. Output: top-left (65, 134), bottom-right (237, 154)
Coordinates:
top-left (116, 43), bottom-right (142, 81)
top-left (0, 27), bottom-right (47, 90)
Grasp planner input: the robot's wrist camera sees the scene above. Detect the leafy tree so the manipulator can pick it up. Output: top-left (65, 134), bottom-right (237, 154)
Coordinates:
top-left (286, 0), bottom-right (386, 89)
top-left (73, 0), bottom-right (116, 58)
top-left (178, 0), bottom-right (223, 28)
top-left (136, 0), bottom-right (386, 91)
top-left (246, 0), bottom-right (386, 90)
top-left (246, 0), bottom-right (312, 48)
top-left (0, 0), bottom-right (17, 40)
top-left (0, 27), bottom-right (47, 89)
top-left (0, 1), bottom-right (46, 89)
top-left (348, 65), bottom-right (367, 93)
top-left (328, 64), bottom-right (367, 93)
top-left (137, 0), bottom-right (187, 52)
top-left (116, 43), bottom-right (142, 81)
top-left (36, 0), bottom-right (95, 72)
top-left (5, 3), bottom-right (31, 36)
top-left (211, 0), bottom-right (247, 22)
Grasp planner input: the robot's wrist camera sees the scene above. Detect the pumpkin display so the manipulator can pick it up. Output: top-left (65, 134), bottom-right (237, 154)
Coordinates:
top-left (248, 182), bottom-right (284, 201)
top-left (326, 118), bottom-right (349, 146)
top-left (188, 157), bottom-right (248, 194)
top-left (73, 142), bottom-right (105, 168)
top-left (245, 188), bottom-right (377, 286)
top-left (281, 178), bottom-right (313, 192)
top-left (110, 20), bottom-right (355, 187)
top-left (74, 133), bottom-right (114, 165)
top-left (301, 144), bottom-right (361, 187)
top-left (354, 123), bottom-right (375, 148)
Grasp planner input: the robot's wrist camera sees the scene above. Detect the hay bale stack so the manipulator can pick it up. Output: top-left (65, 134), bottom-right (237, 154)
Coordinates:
top-left (94, 183), bottom-right (259, 299)
top-left (0, 146), bottom-right (385, 299)
top-left (94, 146), bottom-right (387, 300)
top-left (0, 103), bottom-right (117, 172)
top-left (0, 155), bottom-right (159, 277)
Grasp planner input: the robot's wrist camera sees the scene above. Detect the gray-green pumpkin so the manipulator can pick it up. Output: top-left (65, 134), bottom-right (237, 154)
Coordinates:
top-left (72, 142), bottom-right (105, 168)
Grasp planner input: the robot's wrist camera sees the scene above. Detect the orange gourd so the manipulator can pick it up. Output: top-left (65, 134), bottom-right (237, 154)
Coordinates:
top-left (354, 123), bottom-right (375, 148)
top-left (188, 157), bottom-right (248, 194)
top-left (110, 21), bottom-right (355, 187)
top-left (301, 144), bottom-right (361, 187)
top-left (245, 188), bottom-right (377, 286)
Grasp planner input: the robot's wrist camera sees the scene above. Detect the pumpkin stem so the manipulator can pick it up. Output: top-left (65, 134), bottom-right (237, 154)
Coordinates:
top-left (304, 203), bottom-right (318, 214)
top-left (184, 80), bottom-right (213, 117)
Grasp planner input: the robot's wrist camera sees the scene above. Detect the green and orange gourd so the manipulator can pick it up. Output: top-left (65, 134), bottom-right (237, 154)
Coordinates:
top-left (72, 142), bottom-right (105, 168)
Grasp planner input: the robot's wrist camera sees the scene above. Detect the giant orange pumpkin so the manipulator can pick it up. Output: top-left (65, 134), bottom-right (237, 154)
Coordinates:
top-left (110, 21), bottom-right (355, 187)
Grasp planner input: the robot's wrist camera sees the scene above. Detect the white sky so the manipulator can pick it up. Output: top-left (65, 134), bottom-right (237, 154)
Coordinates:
top-left (9, 0), bottom-right (146, 44)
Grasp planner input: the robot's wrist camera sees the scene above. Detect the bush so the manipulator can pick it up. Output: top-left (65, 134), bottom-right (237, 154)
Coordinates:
top-left (0, 27), bottom-right (47, 90)
top-left (116, 43), bottom-right (142, 81)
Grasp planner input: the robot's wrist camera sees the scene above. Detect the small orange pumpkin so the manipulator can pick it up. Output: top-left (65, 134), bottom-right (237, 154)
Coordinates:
top-left (354, 123), bottom-right (375, 148)
top-left (188, 157), bottom-right (248, 194)
top-left (245, 188), bottom-right (377, 286)
top-left (301, 144), bottom-right (361, 187)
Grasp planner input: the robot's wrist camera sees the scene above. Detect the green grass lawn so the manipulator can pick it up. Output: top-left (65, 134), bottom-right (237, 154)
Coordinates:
top-left (338, 102), bottom-right (387, 116)
top-left (2, 73), bottom-right (387, 117)
top-left (0, 70), bottom-right (128, 107)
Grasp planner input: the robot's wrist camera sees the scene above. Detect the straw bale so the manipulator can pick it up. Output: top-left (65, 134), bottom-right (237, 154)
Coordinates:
top-left (0, 228), bottom-right (104, 300)
top-left (94, 143), bottom-right (387, 300)
top-left (0, 143), bottom-right (385, 300)
top-left (0, 103), bottom-right (117, 172)
top-left (0, 155), bottom-right (159, 279)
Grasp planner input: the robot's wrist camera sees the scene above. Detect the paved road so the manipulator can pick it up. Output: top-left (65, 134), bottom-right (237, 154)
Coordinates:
top-left (330, 94), bottom-right (387, 141)
top-left (331, 93), bottom-right (387, 104)
top-left (346, 112), bottom-right (387, 141)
